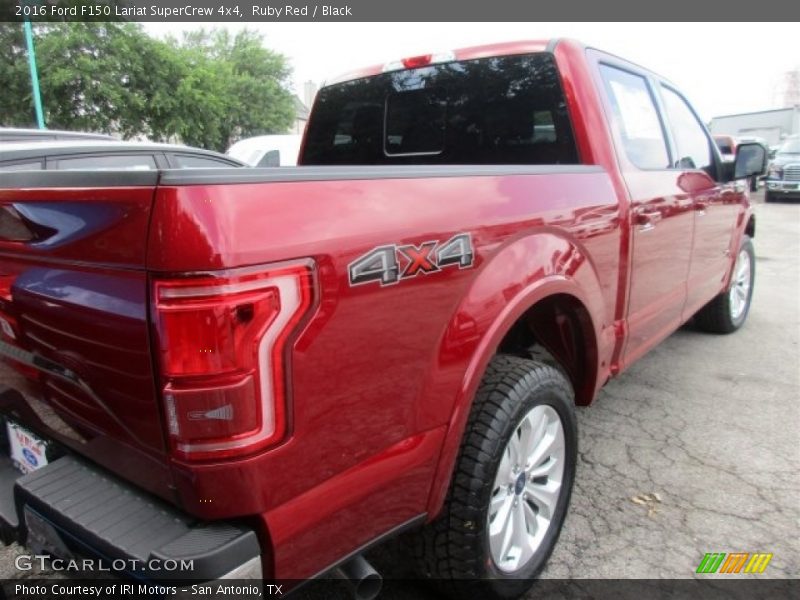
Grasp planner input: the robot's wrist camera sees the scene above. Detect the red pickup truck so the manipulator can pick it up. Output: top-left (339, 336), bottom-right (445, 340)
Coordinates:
top-left (0, 39), bottom-right (766, 599)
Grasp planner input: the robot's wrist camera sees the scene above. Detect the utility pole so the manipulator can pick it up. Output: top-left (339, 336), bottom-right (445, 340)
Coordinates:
top-left (23, 20), bottom-right (45, 129)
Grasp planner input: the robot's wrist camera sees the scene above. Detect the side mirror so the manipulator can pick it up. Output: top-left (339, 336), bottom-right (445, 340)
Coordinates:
top-left (733, 142), bottom-right (767, 180)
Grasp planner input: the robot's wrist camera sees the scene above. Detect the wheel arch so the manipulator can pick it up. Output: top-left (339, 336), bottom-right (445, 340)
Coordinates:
top-left (425, 264), bottom-right (606, 519)
top-left (497, 292), bottom-right (599, 406)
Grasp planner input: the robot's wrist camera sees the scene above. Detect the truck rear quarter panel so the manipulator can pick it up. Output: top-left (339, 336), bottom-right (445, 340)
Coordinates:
top-left (149, 167), bottom-right (620, 578)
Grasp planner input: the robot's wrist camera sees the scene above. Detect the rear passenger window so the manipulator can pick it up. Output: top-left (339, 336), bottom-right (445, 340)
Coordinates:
top-left (660, 86), bottom-right (713, 173)
top-left (256, 150), bottom-right (281, 167)
top-left (599, 65), bottom-right (669, 170)
top-left (0, 161), bottom-right (43, 171)
top-left (172, 154), bottom-right (235, 168)
top-left (303, 53), bottom-right (579, 165)
top-left (54, 154), bottom-right (157, 170)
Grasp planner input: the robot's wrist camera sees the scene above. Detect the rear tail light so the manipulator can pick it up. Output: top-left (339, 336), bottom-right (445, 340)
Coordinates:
top-left (152, 260), bottom-right (314, 461)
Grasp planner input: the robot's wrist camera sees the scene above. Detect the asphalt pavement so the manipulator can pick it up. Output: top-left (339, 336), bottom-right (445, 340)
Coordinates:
top-left (538, 191), bottom-right (799, 581)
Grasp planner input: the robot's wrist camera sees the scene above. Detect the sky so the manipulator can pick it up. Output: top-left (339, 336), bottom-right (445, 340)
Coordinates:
top-left (143, 22), bottom-right (798, 122)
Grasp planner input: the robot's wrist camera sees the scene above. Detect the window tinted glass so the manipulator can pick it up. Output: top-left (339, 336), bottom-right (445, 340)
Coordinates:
top-left (0, 161), bottom-right (43, 171)
top-left (385, 89), bottom-right (446, 155)
top-left (532, 110), bottom-right (557, 142)
top-left (599, 65), bottom-right (669, 170)
top-left (661, 86), bottom-right (712, 172)
top-left (55, 154), bottom-right (157, 170)
top-left (256, 150), bottom-right (281, 167)
top-left (303, 53), bottom-right (578, 165)
top-left (172, 154), bottom-right (236, 168)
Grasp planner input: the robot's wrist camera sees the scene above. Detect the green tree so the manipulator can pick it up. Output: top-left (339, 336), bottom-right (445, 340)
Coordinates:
top-left (169, 29), bottom-right (295, 150)
top-left (37, 23), bottom-right (169, 136)
top-left (0, 23), bottom-right (38, 127)
top-left (0, 23), bottom-right (295, 151)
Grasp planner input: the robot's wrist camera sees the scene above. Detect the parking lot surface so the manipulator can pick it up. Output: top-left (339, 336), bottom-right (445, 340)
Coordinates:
top-left (2, 193), bottom-right (798, 593)
top-left (539, 192), bottom-right (799, 580)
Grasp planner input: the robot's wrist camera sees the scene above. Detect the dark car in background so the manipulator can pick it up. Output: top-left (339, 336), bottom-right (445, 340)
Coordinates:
top-left (0, 141), bottom-right (246, 171)
top-left (766, 136), bottom-right (800, 202)
top-left (0, 127), bottom-right (115, 143)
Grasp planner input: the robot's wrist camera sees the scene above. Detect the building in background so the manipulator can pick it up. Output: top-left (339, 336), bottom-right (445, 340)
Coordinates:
top-left (304, 81), bottom-right (318, 111)
top-left (286, 81), bottom-right (318, 136)
top-left (709, 106), bottom-right (800, 148)
top-left (290, 96), bottom-right (310, 135)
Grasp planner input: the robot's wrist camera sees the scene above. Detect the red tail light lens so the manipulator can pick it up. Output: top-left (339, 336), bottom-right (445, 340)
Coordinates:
top-left (401, 54), bottom-right (433, 69)
top-left (153, 260), bottom-right (314, 461)
top-left (383, 51), bottom-right (456, 73)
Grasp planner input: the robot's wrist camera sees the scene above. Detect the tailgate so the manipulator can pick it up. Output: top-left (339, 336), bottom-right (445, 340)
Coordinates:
top-left (0, 171), bottom-right (173, 500)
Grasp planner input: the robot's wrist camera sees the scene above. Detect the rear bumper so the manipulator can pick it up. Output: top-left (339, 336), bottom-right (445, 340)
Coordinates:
top-left (0, 454), bottom-right (262, 583)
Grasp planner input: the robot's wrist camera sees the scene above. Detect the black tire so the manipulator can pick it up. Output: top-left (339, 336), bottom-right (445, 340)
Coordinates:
top-left (695, 235), bottom-right (755, 334)
top-left (410, 355), bottom-right (577, 600)
top-left (764, 191), bottom-right (774, 203)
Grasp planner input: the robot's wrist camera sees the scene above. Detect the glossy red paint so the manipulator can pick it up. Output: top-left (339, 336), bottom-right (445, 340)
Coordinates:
top-left (143, 164), bottom-right (622, 579)
top-left (263, 428), bottom-right (446, 579)
top-left (0, 186), bottom-right (154, 267)
top-left (0, 184), bottom-right (176, 500)
top-left (553, 40), bottom-right (635, 327)
top-left (0, 39), bottom-right (751, 583)
top-left (156, 169), bottom-right (621, 518)
top-left (580, 47), bottom-right (751, 370)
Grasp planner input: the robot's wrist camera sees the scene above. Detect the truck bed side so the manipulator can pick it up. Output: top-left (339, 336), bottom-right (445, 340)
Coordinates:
top-left (148, 165), bottom-right (621, 578)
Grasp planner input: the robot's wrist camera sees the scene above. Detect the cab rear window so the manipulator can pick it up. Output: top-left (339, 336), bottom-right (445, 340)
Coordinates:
top-left (302, 53), bottom-right (578, 165)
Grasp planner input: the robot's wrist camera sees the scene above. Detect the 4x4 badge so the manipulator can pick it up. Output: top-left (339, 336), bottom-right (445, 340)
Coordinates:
top-left (348, 233), bottom-right (474, 287)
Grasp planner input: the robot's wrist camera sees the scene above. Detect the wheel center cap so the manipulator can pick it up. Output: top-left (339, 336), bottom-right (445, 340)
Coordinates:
top-left (514, 472), bottom-right (526, 495)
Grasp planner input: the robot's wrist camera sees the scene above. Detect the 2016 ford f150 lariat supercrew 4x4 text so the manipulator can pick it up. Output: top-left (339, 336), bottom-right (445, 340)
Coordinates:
top-left (0, 40), bottom-right (766, 599)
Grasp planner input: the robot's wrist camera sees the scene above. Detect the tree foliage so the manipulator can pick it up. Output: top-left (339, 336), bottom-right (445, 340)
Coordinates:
top-left (0, 23), bottom-right (295, 151)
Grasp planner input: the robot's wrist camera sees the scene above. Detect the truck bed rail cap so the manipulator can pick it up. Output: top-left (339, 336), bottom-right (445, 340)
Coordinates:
top-left (158, 164), bottom-right (605, 186)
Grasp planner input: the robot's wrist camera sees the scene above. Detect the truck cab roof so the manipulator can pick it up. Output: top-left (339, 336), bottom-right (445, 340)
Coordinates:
top-left (326, 40), bottom-right (554, 86)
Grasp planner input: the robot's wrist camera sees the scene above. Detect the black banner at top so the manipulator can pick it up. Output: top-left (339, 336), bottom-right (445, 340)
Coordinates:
top-left (2, 0), bottom-right (800, 22)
